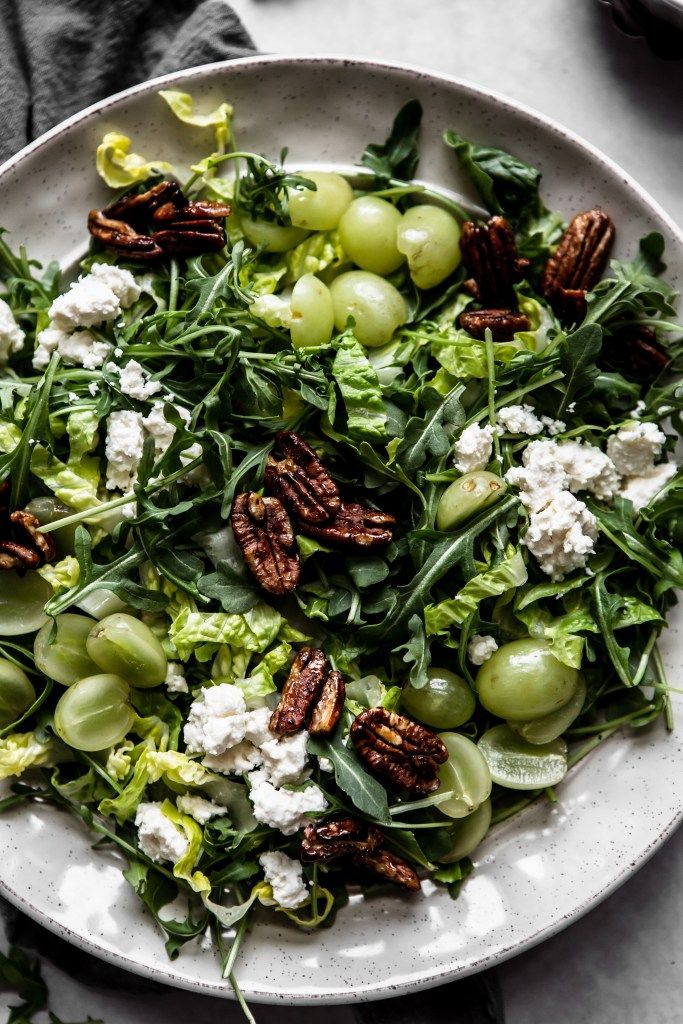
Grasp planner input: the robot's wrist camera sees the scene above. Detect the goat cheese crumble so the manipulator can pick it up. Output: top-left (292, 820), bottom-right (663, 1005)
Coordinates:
top-left (467, 634), bottom-right (499, 665)
top-left (259, 851), bottom-right (309, 909)
top-left (607, 421), bottom-right (666, 477)
top-left (105, 410), bottom-right (146, 492)
top-left (497, 404), bottom-right (543, 435)
top-left (453, 423), bottom-right (494, 473)
top-left (108, 359), bottom-right (162, 401)
top-left (0, 297), bottom-right (25, 361)
top-left (135, 802), bottom-right (188, 864)
top-left (176, 793), bottom-right (227, 825)
top-left (165, 662), bottom-right (188, 694)
top-left (523, 490), bottom-right (598, 580)
top-left (248, 769), bottom-right (327, 836)
top-left (620, 462), bottom-right (677, 511)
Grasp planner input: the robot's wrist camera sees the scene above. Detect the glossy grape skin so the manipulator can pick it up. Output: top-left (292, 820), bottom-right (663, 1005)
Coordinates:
top-left (475, 639), bottom-right (580, 722)
top-left (438, 798), bottom-right (492, 863)
top-left (75, 588), bottom-right (128, 620)
top-left (290, 274), bottom-right (334, 347)
top-left (338, 196), bottom-right (405, 275)
top-left (396, 205), bottom-right (462, 289)
top-left (436, 732), bottom-right (492, 819)
top-left (288, 171), bottom-right (353, 231)
top-left (34, 614), bottom-right (100, 687)
top-left (86, 613), bottom-right (167, 688)
top-left (509, 675), bottom-right (587, 745)
top-left (478, 724), bottom-right (568, 790)
top-left (240, 215), bottom-right (309, 253)
top-left (401, 668), bottom-right (475, 729)
top-left (25, 496), bottom-right (77, 554)
top-left (329, 271), bottom-right (407, 348)
top-left (53, 673), bottom-right (135, 752)
top-left (0, 659), bottom-right (35, 727)
top-left (436, 472), bottom-right (507, 531)
top-left (0, 572), bottom-right (51, 636)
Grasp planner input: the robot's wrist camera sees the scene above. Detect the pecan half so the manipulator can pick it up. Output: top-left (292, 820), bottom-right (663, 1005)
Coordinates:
top-left (350, 707), bottom-right (448, 796)
top-left (458, 308), bottom-right (530, 342)
top-left (151, 222), bottom-right (226, 255)
top-left (265, 432), bottom-right (341, 525)
top-left (300, 817), bottom-right (384, 863)
top-left (104, 180), bottom-right (187, 223)
top-left (353, 848), bottom-right (420, 892)
top-left (601, 324), bottom-right (670, 380)
top-left (308, 670), bottom-right (345, 735)
top-left (87, 211), bottom-right (163, 260)
top-left (299, 502), bottom-right (396, 550)
top-left (152, 200), bottom-right (232, 224)
top-left (460, 216), bottom-right (529, 308)
top-left (269, 647), bottom-right (328, 733)
top-left (0, 493), bottom-right (58, 571)
top-left (541, 209), bottom-right (615, 322)
top-left (230, 492), bottom-right (300, 597)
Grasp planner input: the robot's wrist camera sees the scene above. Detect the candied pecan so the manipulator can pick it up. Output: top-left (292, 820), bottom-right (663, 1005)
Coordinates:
top-left (602, 324), bottom-right (670, 379)
top-left (152, 222), bottom-right (226, 255)
top-left (0, 502), bottom-right (58, 571)
top-left (152, 200), bottom-right (232, 223)
top-left (104, 180), bottom-right (186, 223)
top-left (458, 308), bottom-right (530, 342)
top-left (269, 647), bottom-right (328, 733)
top-left (87, 211), bottom-right (163, 260)
top-left (300, 817), bottom-right (384, 863)
top-left (541, 209), bottom-right (615, 322)
top-left (350, 707), bottom-right (448, 796)
top-left (265, 432), bottom-right (341, 525)
top-left (308, 670), bottom-right (345, 736)
top-left (352, 848), bottom-right (420, 892)
top-left (230, 492), bottom-right (300, 597)
top-left (460, 216), bottom-right (529, 308)
top-left (299, 502), bottom-right (395, 550)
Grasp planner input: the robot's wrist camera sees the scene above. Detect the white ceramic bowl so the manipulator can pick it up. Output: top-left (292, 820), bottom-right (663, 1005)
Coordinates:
top-left (0, 56), bottom-right (681, 1005)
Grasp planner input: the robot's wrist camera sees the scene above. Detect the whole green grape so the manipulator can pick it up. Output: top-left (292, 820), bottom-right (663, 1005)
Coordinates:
top-left (338, 196), bottom-right (405, 275)
top-left (240, 215), bottom-right (309, 253)
top-left (436, 732), bottom-right (492, 819)
top-left (86, 613), bottom-right (167, 688)
top-left (396, 204), bottom-right (462, 289)
top-left (34, 614), bottom-right (100, 686)
top-left (53, 673), bottom-right (135, 752)
top-left (329, 271), bottom-right (407, 348)
top-left (288, 171), bottom-right (353, 230)
top-left (290, 274), bottom-right (334, 347)
top-left (401, 668), bottom-right (475, 729)
top-left (0, 659), bottom-right (35, 727)
top-left (476, 639), bottom-right (580, 722)
top-left (436, 472), bottom-right (507, 531)
top-left (0, 572), bottom-right (51, 636)
top-left (438, 798), bottom-right (492, 863)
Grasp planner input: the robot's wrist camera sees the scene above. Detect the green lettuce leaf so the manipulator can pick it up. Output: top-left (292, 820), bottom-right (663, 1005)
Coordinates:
top-left (443, 131), bottom-right (541, 222)
top-left (283, 230), bottom-right (345, 281)
top-left (159, 799), bottom-right (212, 896)
top-left (514, 603), bottom-right (596, 669)
top-left (425, 548), bottom-right (528, 635)
top-left (0, 732), bottom-right (60, 780)
top-left (96, 132), bottom-right (174, 188)
top-left (169, 604), bottom-right (283, 661)
top-left (234, 641), bottom-right (291, 702)
top-left (158, 90), bottom-right (233, 151)
top-left (37, 554), bottom-right (80, 592)
top-left (332, 335), bottom-right (387, 440)
top-left (99, 749), bottom-right (227, 824)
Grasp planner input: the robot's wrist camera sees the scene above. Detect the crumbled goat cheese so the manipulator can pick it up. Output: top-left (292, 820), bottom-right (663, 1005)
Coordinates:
top-left (105, 410), bottom-right (145, 492)
top-left (497, 404), bottom-right (543, 435)
top-left (49, 275), bottom-right (122, 331)
top-left (630, 400), bottom-right (647, 419)
top-left (619, 462), bottom-right (677, 511)
top-left (259, 851), bottom-right (309, 909)
top-left (165, 662), bottom-right (188, 694)
top-left (88, 381), bottom-right (100, 396)
top-left (108, 359), bottom-right (162, 401)
top-left (33, 325), bottom-right (110, 370)
top-left (142, 401), bottom-right (188, 459)
top-left (259, 730), bottom-right (310, 788)
top-left (607, 421), bottom-right (666, 477)
top-left (248, 769), bottom-right (327, 836)
top-left (506, 439), bottom-right (570, 512)
top-left (540, 415), bottom-right (566, 436)
top-left (453, 423), bottom-right (494, 473)
top-left (523, 490), bottom-right (598, 580)
top-left (89, 262), bottom-right (141, 307)
top-left (135, 801), bottom-right (188, 864)
top-left (467, 634), bottom-right (498, 665)
top-left (203, 739), bottom-right (264, 775)
top-left (176, 793), bottom-right (227, 825)
top-left (0, 298), bottom-right (25, 361)
top-left (318, 756), bottom-right (334, 773)
top-left (555, 441), bottom-right (620, 502)
top-left (183, 683), bottom-right (248, 757)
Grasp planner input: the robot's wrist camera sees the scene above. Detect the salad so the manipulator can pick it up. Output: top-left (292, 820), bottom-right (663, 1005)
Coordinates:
top-left (0, 93), bottom-right (681, 1012)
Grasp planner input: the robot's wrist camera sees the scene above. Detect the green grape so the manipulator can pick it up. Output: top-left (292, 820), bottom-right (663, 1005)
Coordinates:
top-left (34, 614), bottom-right (100, 687)
top-left (75, 588), bottom-right (127, 620)
top-left (0, 572), bottom-right (51, 636)
top-left (401, 668), bottom-right (475, 729)
top-left (436, 472), bottom-right (507, 531)
top-left (438, 798), bottom-right (492, 864)
top-left (338, 196), bottom-right (405, 275)
top-left (86, 613), bottom-right (167, 688)
top-left (396, 205), bottom-right (462, 289)
top-left (509, 675), bottom-right (587, 745)
top-left (53, 673), bottom-right (135, 751)
top-left (240, 215), bottom-right (309, 253)
top-left (476, 639), bottom-right (580, 722)
top-left (329, 271), bottom-right (407, 348)
top-left (436, 732), bottom-right (492, 819)
top-left (0, 659), bottom-right (36, 727)
top-left (288, 171), bottom-right (353, 230)
top-left (25, 496), bottom-right (77, 554)
top-left (290, 274), bottom-right (334, 347)
top-left (478, 724), bottom-right (568, 790)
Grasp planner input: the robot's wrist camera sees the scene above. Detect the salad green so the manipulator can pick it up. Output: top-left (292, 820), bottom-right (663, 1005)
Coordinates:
top-left (0, 93), bottom-right (681, 1014)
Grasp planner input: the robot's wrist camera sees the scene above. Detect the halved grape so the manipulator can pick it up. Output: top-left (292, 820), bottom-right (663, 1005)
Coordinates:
top-left (436, 732), bottom-right (492, 819)
top-left (329, 271), bottom-right (407, 348)
top-left (436, 472), bottom-right (507, 531)
top-left (478, 724), bottom-right (568, 790)
top-left (53, 673), bottom-right (135, 752)
top-left (338, 196), bottom-right (405, 275)
top-left (290, 274), bottom-right (334, 347)
top-left (86, 613), bottom-right (167, 688)
top-left (475, 639), bottom-right (580, 721)
top-left (396, 205), bottom-right (462, 289)
top-left (0, 572), bottom-right (51, 636)
top-left (240, 216), bottom-right (309, 253)
top-left (0, 659), bottom-right (36, 727)
top-left (509, 675), bottom-right (587, 745)
top-left (288, 171), bottom-right (353, 230)
top-left (401, 668), bottom-right (475, 729)
top-left (438, 798), bottom-right (492, 863)
top-left (34, 614), bottom-right (100, 687)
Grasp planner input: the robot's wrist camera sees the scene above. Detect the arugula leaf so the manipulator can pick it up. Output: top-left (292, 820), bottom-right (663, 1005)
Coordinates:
top-left (443, 131), bottom-right (541, 221)
top-left (557, 324), bottom-right (602, 416)
top-left (585, 233), bottom-right (677, 328)
top-left (123, 858), bottom-right (209, 959)
top-left (393, 613), bottom-right (431, 688)
top-left (424, 547), bottom-right (527, 635)
top-left (393, 384), bottom-right (465, 476)
top-left (332, 335), bottom-right (387, 440)
top-left (589, 498), bottom-right (683, 593)
top-left (197, 559), bottom-right (261, 613)
top-left (308, 732), bottom-right (391, 824)
top-left (360, 99), bottom-right (423, 184)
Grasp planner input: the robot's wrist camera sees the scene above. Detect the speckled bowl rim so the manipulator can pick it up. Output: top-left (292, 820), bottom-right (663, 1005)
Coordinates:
top-left (0, 54), bottom-right (681, 1004)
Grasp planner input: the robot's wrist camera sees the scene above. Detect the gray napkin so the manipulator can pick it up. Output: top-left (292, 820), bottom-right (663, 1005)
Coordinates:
top-left (0, 0), bottom-right (255, 164)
